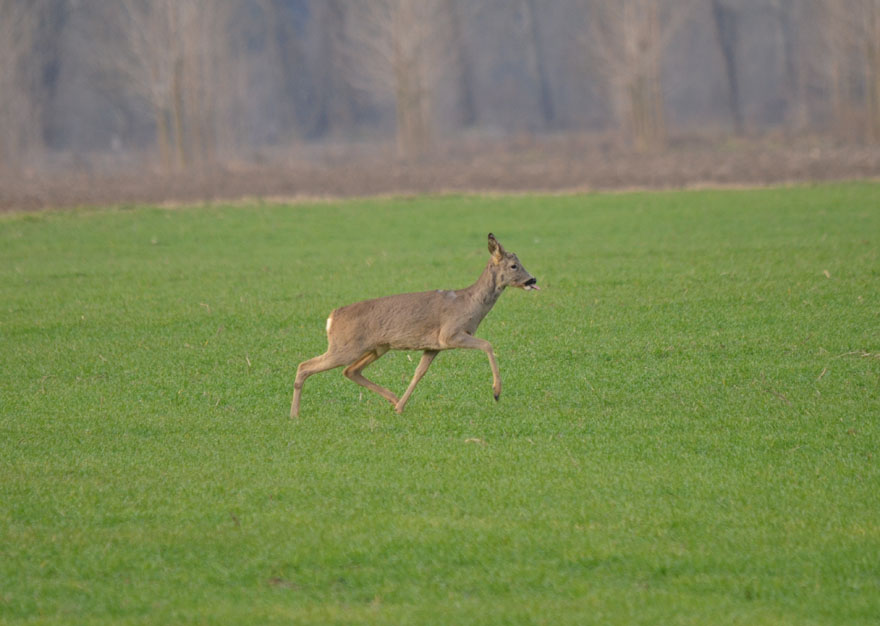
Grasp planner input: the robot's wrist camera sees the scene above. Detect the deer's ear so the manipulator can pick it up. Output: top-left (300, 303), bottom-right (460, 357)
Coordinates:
top-left (488, 233), bottom-right (505, 263)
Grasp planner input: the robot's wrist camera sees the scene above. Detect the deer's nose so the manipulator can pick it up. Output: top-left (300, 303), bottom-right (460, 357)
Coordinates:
top-left (525, 278), bottom-right (537, 286)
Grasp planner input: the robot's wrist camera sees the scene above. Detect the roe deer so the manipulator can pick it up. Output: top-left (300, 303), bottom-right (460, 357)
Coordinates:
top-left (291, 233), bottom-right (539, 418)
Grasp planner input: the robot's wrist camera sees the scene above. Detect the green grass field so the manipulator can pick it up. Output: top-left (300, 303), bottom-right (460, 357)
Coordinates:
top-left (1, 184), bottom-right (878, 624)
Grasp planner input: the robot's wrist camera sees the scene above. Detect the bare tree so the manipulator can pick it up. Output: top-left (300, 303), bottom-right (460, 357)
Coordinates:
top-left (110, 0), bottom-right (189, 169)
top-left (180, 2), bottom-right (241, 165)
top-left (819, 0), bottom-right (880, 142)
top-left (0, 0), bottom-right (45, 170)
top-left (309, 0), bottom-right (357, 138)
top-left (100, 0), bottom-right (240, 170)
top-left (768, 0), bottom-right (818, 132)
top-left (520, 0), bottom-right (555, 127)
top-left (345, 0), bottom-right (455, 156)
top-left (446, 0), bottom-right (478, 127)
top-left (584, 0), bottom-right (695, 151)
top-left (710, 0), bottom-right (743, 134)
top-left (868, 2), bottom-right (880, 142)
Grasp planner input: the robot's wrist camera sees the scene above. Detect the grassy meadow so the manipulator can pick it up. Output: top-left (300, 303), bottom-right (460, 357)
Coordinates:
top-left (1, 184), bottom-right (878, 624)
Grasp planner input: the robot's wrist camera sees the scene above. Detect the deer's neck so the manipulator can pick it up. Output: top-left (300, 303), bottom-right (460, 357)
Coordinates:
top-left (464, 262), bottom-right (504, 320)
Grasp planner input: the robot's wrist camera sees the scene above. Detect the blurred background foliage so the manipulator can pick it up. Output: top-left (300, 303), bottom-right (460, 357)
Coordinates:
top-left (1, 0), bottom-right (879, 202)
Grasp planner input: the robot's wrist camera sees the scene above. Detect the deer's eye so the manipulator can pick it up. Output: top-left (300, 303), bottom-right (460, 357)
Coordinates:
top-left (510, 264), bottom-right (518, 270)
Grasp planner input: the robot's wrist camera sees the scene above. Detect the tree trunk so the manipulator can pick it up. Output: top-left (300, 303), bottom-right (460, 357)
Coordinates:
top-left (867, 1), bottom-right (880, 142)
top-left (153, 100), bottom-right (172, 171)
top-left (711, 0), bottom-right (743, 134)
top-left (521, 0), bottom-right (554, 127)
top-left (625, 0), bottom-right (665, 151)
top-left (392, 0), bottom-right (429, 156)
top-left (171, 56), bottom-right (187, 170)
top-left (446, 0), bottom-right (477, 127)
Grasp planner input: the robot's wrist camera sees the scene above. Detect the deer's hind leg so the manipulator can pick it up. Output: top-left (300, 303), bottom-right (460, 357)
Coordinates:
top-left (343, 346), bottom-right (399, 407)
top-left (395, 349), bottom-right (439, 414)
top-left (291, 350), bottom-right (355, 418)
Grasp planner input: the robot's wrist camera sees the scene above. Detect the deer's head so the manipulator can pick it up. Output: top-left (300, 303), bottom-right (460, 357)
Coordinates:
top-left (488, 233), bottom-right (539, 291)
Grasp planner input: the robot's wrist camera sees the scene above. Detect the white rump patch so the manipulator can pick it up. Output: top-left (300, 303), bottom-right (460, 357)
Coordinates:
top-left (326, 314), bottom-right (333, 334)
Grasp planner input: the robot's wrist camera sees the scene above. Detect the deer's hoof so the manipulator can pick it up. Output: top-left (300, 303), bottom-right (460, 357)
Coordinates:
top-left (494, 392), bottom-right (500, 402)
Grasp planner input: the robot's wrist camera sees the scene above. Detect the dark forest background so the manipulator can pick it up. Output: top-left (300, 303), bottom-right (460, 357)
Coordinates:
top-left (2, 0), bottom-right (879, 208)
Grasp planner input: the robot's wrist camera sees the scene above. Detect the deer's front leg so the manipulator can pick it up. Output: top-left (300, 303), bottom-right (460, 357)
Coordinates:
top-left (445, 332), bottom-right (501, 401)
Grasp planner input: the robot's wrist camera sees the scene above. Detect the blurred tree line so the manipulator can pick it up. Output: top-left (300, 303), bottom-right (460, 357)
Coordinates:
top-left (1, 0), bottom-right (879, 173)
